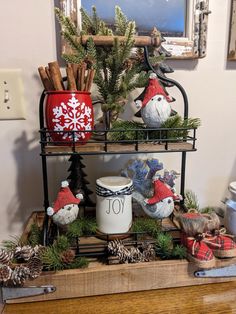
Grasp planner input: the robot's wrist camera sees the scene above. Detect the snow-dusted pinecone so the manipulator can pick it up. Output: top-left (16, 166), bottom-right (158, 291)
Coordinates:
top-left (0, 248), bottom-right (13, 265)
top-left (0, 265), bottom-right (12, 283)
top-left (142, 243), bottom-right (156, 261)
top-left (14, 245), bottom-right (35, 261)
top-left (27, 256), bottom-right (43, 279)
top-left (10, 265), bottom-right (30, 286)
top-left (60, 249), bottom-right (75, 264)
top-left (129, 247), bottom-right (144, 263)
top-left (107, 239), bottom-right (122, 256)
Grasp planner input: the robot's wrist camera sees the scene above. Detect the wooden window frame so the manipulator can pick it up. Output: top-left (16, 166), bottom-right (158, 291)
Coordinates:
top-left (59, 0), bottom-right (210, 59)
top-left (228, 0), bottom-right (236, 60)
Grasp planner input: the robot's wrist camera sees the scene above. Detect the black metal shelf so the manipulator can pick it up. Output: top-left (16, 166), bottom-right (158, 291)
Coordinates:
top-left (38, 46), bottom-right (197, 245)
top-left (39, 127), bottom-right (197, 156)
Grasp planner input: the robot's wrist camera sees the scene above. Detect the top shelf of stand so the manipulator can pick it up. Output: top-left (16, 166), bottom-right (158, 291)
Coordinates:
top-left (39, 127), bottom-right (197, 156)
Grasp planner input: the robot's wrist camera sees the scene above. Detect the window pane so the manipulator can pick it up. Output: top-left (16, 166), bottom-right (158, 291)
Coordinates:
top-left (81, 0), bottom-right (186, 37)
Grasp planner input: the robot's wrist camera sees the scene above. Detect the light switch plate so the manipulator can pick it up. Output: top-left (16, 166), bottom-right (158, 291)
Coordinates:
top-left (0, 69), bottom-right (26, 120)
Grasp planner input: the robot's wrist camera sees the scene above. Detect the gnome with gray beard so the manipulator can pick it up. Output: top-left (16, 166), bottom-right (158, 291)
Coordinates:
top-left (135, 73), bottom-right (173, 128)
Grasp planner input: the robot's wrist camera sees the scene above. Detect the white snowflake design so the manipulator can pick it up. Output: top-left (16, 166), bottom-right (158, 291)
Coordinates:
top-left (52, 93), bottom-right (93, 141)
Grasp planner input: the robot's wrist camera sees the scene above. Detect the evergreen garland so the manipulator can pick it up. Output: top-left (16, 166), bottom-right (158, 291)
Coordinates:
top-left (108, 116), bottom-right (201, 141)
top-left (108, 120), bottom-right (146, 141)
top-left (41, 235), bottom-right (89, 271)
top-left (131, 218), bottom-right (161, 238)
top-left (66, 217), bottom-right (97, 239)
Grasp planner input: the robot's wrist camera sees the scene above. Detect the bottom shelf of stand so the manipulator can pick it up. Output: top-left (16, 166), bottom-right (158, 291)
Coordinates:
top-left (7, 257), bottom-right (236, 304)
top-left (10, 211), bottom-right (236, 304)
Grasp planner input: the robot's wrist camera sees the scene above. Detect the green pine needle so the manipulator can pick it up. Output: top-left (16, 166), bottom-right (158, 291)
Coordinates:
top-left (115, 5), bottom-right (129, 35)
top-left (108, 120), bottom-right (146, 141)
top-left (66, 257), bottom-right (89, 269)
top-left (131, 218), bottom-right (161, 238)
top-left (55, 7), bottom-right (78, 35)
top-left (1, 235), bottom-right (25, 251)
top-left (171, 244), bottom-right (187, 259)
top-left (53, 235), bottom-right (70, 252)
top-left (200, 207), bottom-right (215, 214)
top-left (67, 217), bottom-right (97, 239)
top-left (28, 223), bottom-right (42, 247)
top-left (155, 233), bottom-right (173, 259)
top-left (41, 246), bottom-right (64, 271)
top-left (184, 190), bottom-right (200, 211)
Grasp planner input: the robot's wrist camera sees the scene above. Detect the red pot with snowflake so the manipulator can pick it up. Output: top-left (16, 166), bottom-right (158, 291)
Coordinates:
top-left (45, 91), bottom-right (94, 145)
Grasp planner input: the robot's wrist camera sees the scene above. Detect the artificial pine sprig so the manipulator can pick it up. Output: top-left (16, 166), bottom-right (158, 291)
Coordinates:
top-left (66, 217), bottom-right (97, 239)
top-left (131, 218), bottom-right (161, 238)
top-left (55, 7), bottom-right (78, 35)
top-left (28, 224), bottom-right (42, 247)
top-left (108, 120), bottom-right (146, 141)
top-left (184, 190), bottom-right (200, 211)
top-left (114, 6), bottom-right (129, 35)
top-left (155, 233), bottom-right (173, 259)
top-left (171, 244), bottom-right (187, 259)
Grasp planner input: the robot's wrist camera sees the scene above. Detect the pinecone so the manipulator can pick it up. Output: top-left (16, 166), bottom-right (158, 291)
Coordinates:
top-left (108, 240), bottom-right (132, 264)
top-left (33, 245), bottom-right (45, 257)
top-left (142, 243), bottom-right (156, 261)
top-left (60, 249), bottom-right (75, 264)
top-left (0, 265), bottom-right (12, 283)
top-left (0, 248), bottom-right (13, 265)
top-left (14, 245), bottom-right (35, 261)
top-left (27, 256), bottom-right (43, 279)
top-left (129, 247), bottom-right (143, 263)
top-left (10, 265), bottom-right (30, 286)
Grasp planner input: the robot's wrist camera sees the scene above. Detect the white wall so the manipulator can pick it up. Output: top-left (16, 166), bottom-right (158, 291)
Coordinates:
top-left (0, 0), bottom-right (235, 241)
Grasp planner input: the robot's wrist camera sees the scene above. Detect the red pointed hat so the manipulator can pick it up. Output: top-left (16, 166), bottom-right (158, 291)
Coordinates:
top-left (142, 73), bottom-right (171, 106)
top-left (147, 179), bottom-right (177, 205)
top-left (50, 181), bottom-right (81, 214)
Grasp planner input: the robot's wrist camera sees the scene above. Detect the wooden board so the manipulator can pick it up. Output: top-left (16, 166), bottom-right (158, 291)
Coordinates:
top-left (44, 142), bottom-right (195, 155)
top-left (6, 257), bottom-right (236, 304)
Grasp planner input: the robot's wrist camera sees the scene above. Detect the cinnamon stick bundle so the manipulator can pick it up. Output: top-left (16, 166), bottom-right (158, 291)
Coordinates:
top-left (66, 64), bottom-right (77, 91)
top-left (85, 69), bottom-right (96, 92)
top-left (79, 62), bottom-right (87, 91)
top-left (38, 60), bottom-right (95, 92)
top-left (38, 66), bottom-right (54, 91)
top-left (48, 61), bottom-right (64, 90)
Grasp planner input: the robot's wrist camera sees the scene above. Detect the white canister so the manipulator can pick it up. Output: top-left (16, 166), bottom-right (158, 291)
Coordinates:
top-left (225, 182), bottom-right (236, 235)
top-left (96, 176), bottom-right (133, 234)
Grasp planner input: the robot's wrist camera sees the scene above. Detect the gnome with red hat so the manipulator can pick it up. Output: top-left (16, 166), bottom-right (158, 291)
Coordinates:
top-left (135, 72), bottom-right (173, 128)
top-left (132, 174), bottom-right (179, 219)
top-left (143, 176), bottom-right (179, 219)
top-left (47, 181), bottom-right (83, 226)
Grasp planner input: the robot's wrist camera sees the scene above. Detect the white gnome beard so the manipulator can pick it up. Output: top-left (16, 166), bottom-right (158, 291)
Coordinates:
top-left (52, 204), bottom-right (79, 226)
top-left (141, 95), bottom-right (171, 128)
top-left (133, 191), bottom-right (174, 219)
top-left (152, 197), bottom-right (174, 219)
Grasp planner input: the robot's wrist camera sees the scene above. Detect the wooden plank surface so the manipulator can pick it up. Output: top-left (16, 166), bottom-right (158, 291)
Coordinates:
top-left (6, 257), bottom-right (236, 304)
top-left (3, 281), bottom-right (236, 314)
top-left (44, 142), bottom-right (194, 154)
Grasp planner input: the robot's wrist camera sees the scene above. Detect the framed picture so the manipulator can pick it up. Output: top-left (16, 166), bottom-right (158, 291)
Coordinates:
top-left (59, 0), bottom-right (210, 59)
top-left (228, 0), bottom-right (236, 60)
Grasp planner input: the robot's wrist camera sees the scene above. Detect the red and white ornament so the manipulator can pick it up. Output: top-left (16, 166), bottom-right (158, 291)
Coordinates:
top-left (135, 73), bottom-right (172, 128)
top-left (47, 181), bottom-right (83, 226)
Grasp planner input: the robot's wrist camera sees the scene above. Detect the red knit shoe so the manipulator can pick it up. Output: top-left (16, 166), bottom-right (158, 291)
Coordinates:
top-left (203, 212), bottom-right (236, 258)
top-left (205, 229), bottom-right (236, 258)
top-left (181, 232), bottom-right (216, 268)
